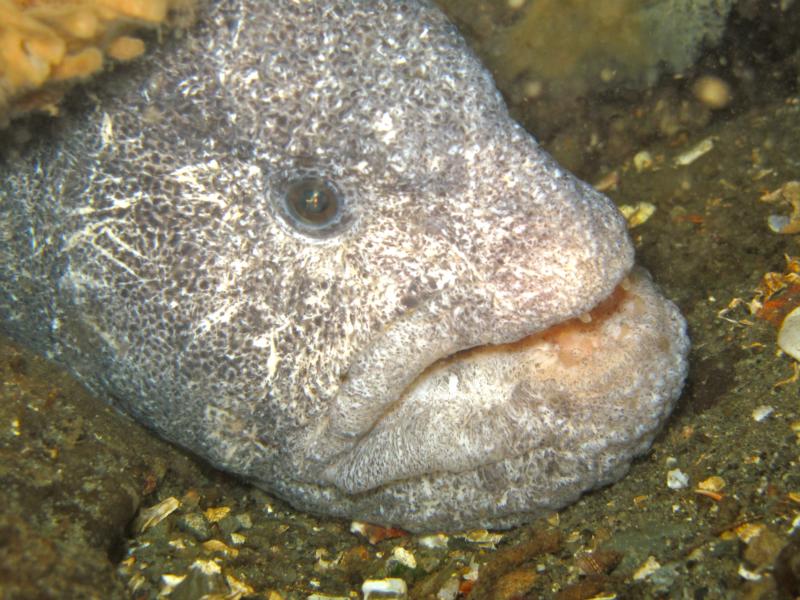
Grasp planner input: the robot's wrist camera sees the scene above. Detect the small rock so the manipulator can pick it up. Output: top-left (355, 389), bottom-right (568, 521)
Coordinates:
top-left (203, 506), bottom-right (231, 523)
top-left (235, 512), bottom-right (253, 529)
top-left (436, 577), bottom-right (460, 600)
top-left (692, 75), bottom-right (732, 109)
top-left (176, 512), bottom-right (212, 542)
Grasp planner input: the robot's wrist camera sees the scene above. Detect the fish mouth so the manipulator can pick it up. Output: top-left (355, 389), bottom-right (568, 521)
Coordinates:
top-left (309, 267), bottom-right (688, 495)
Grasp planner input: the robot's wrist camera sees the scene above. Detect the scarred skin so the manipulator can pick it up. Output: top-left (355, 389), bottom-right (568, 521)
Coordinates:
top-left (0, 0), bottom-right (689, 531)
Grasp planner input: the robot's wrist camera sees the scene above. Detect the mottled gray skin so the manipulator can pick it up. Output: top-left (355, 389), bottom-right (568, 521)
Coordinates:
top-left (0, 0), bottom-right (689, 531)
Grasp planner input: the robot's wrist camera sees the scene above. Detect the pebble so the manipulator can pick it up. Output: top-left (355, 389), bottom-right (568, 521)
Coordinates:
top-left (692, 75), bottom-right (733, 109)
top-left (436, 577), bottom-right (461, 600)
top-left (176, 512), bottom-right (212, 541)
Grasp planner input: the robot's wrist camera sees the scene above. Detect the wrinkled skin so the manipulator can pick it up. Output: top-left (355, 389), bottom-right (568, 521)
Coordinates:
top-left (0, 0), bottom-right (689, 531)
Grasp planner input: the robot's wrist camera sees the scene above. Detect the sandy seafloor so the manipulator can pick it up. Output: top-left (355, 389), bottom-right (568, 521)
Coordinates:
top-left (2, 1), bottom-right (800, 599)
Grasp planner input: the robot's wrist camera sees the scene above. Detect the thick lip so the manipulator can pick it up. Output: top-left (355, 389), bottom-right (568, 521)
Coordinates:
top-left (322, 280), bottom-right (633, 494)
top-left (301, 264), bottom-right (632, 489)
top-left (308, 266), bottom-right (690, 496)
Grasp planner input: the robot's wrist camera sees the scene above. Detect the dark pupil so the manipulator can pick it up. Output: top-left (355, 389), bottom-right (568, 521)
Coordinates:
top-left (286, 178), bottom-right (339, 226)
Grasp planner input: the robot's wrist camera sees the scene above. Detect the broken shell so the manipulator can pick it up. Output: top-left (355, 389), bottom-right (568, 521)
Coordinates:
top-left (133, 496), bottom-right (180, 533)
top-left (698, 476), bottom-right (726, 493)
top-left (593, 170), bottom-right (619, 192)
top-left (202, 539), bottom-right (239, 558)
top-left (159, 573), bottom-right (187, 595)
top-left (203, 506), bottom-right (231, 523)
top-left (457, 529), bottom-right (504, 548)
top-left (752, 405), bottom-right (775, 422)
top-left (619, 202), bottom-right (656, 228)
top-left (226, 573), bottom-right (256, 596)
top-left (171, 559), bottom-right (227, 597)
top-left (778, 305), bottom-right (800, 360)
top-left (735, 523), bottom-right (766, 543)
top-left (667, 468), bottom-right (689, 490)
top-left (362, 578), bottom-right (407, 599)
top-left (674, 137), bottom-right (714, 166)
top-left (388, 546), bottom-right (417, 569)
top-left (229, 532), bottom-right (246, 545)
top-left (738, 564), bottom-right (762, 581)
top-left (418, 533), bottom-right (449, 549)
top-left (575, 549), bottom-right (623, 575)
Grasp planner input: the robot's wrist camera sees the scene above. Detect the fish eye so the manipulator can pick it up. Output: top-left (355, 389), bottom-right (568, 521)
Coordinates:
top-left (284, 177), bottom-right (341, 228)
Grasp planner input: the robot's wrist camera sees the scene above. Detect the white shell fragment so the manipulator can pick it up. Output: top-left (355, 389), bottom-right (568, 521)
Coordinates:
top-left (418, 533), bottom-right (449, 549)
top-left (751, 405), bottom-right (775, 422)
top-left (133, 496), bottom-right (180, 533)
top-left (778, 305), bottom-right (800, 361)
top-left (389, 546), bottom-right (417, 569)
top-left (738, 564), bottom-right (763, 581)
top-left (674, 137), bottom-right (714, 166)
top-left (362, 578), bottom-right (408, 599)
top-left (667, 468), bottom-right (689, 490)
top-left (159, 574), bottom-right (187, 595)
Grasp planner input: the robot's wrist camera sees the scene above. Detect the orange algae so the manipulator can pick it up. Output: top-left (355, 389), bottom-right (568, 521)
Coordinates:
top-left (0, 0), bottom-right (194, 125)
